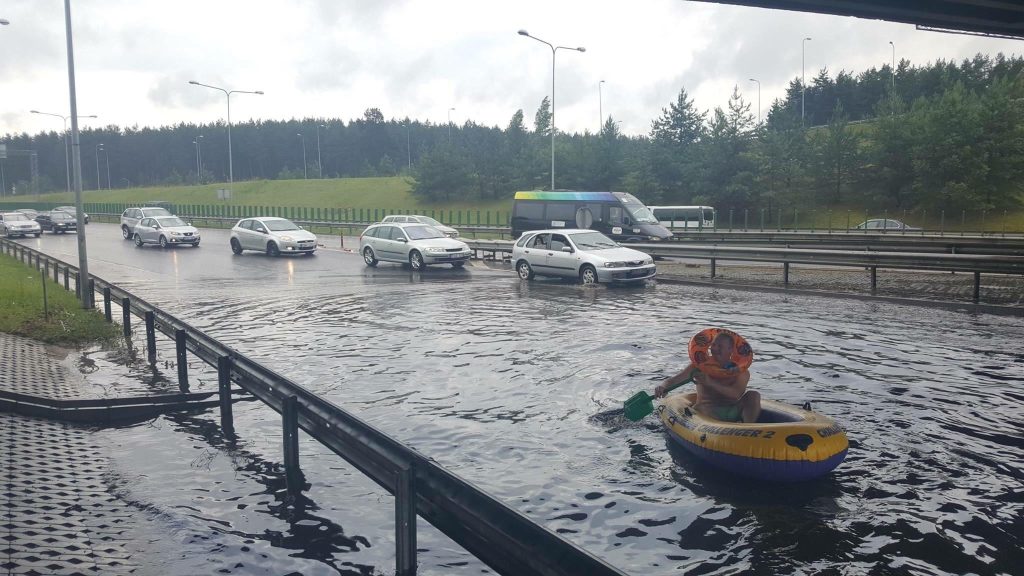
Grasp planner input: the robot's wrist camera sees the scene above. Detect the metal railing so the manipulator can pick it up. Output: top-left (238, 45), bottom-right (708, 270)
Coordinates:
top-left (0, 238), bottom-right (628, 576)
top-left (464, 240), bottom-right (1024, 303)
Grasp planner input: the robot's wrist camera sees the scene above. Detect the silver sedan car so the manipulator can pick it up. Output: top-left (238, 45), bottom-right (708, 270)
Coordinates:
top-left (360, 223), bottom-right (471, 270)
top-left (0, 212), bottom-right (42, 238)
top-left (132, 216), bottom-right (200, 248)
top-left (230, 217), bottom-right (317, 256)
top-left (511, 229), bottom-right (656, 284)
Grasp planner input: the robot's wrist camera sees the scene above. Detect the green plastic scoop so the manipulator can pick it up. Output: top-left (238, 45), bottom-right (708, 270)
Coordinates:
top-left (623, 376), bottom-right (694, 421)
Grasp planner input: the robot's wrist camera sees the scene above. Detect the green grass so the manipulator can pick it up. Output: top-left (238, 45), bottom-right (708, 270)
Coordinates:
top-left (0, 253), bottom-right (120, 346)
top-left (4, 177), bottom-right (516, 213)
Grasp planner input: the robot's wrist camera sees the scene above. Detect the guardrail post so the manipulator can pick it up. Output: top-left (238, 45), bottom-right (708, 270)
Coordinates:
top-left (973, 272), bottom-right (981, 303)
top-left (122, 297), bottom-right (132, 339)
top-left (283, 394), bottom-right (302, 491)
top-left (961, 210), bottom-right (966, 237)
top-left (710, 258), bottom-right (716, 278)
top-left (176, 329), bottom-right (189, 390)
top-left (88, 279), bottom-right (95, 308)
top-left (395, 461), bottom-right (417, 576)
top-left (940, 211), bottom-right (945, 236)
top-left (74, 272), bottom-right (81, 299)
top-left (145, 311), bottom-right (157, 362)
top-left (846, 211), bottom-right (851, 232)
top-left (743, 209), bottom-right (748, 231)
top-left (783, 262), bottom-right (790, 286)
top-left (870, 267), bottom-right (877, 294)
top-left (218, 356), bottom-right (235, 433)
top-left (54, 262), bottom-right (59, 283)
top-left (103, 287), bottom-right (112, 322)
top-left (760, 209), bottom-right (764, 232)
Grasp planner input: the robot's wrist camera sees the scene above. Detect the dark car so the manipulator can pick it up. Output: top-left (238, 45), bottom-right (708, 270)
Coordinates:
top-left (854, 219), bottom-right (920, 231)
top-left (36, 210), bottom-right (78, 234)
top-left (55, 205), bottom-right (90, 224)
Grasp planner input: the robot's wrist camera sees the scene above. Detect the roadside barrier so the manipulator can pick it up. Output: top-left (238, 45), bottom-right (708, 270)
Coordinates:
top-left (0, 237), bottom-right (629, 576)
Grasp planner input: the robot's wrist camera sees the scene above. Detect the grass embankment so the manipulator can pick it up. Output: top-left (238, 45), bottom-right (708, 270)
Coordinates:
top-left (0, 254), bottom-right (120, 346)
top-left (5, 177), bottom-right (516, 213)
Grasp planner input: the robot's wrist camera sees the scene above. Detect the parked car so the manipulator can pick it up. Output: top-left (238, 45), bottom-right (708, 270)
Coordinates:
top-left (511, 229), bottom-right (656, 285)
top-left (229, 217), bottom-right (317, 256)
top-left (0, 212), bottom-right (42, 238)
top-left (35, 210), bottom-right (78, 234)
top-left (133, 216), bottom-right (200, 248)
top-left (55, 205), bottom-right (89, 224)
top-left (14, 208), bottom-right (39, 220)
top-left (381, 214), bottom-right (460, 238)
top-left (359, 222), bottom-right (471, 270)
top-left (120, 206), bottom-right (173, 239)
top-left (854, 219), bottom-right (920, 231)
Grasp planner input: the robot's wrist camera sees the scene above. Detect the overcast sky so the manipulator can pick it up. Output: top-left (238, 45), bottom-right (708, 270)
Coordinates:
top-left (2, 0), bottom-right (1021, 139)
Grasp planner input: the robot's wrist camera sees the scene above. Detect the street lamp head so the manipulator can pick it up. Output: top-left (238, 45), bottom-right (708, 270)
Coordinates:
top-left (0, 19), bottom-right (9, 25)
top-left (804, 37), bottom-right (812, 41)
top-left (517, 29), bottom-right (529, 36)
top-left (575, 47), bottom-right (586, 52)
top-left (889, 40), bottom-right (894, 46)
top-left (188, 80), bottom-right (199, 85)
top-left (255, 91), bottom-right (264, 95)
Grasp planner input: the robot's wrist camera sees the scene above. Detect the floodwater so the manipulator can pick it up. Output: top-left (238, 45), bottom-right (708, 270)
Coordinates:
top-left (18, 227), bottom-right (1024, 575)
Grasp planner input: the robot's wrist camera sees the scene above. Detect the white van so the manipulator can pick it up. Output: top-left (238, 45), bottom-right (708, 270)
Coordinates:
top-left (649, 205), bottom-right (715, 229)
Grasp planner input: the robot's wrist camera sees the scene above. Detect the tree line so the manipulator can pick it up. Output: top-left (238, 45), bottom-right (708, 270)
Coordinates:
top-left (2, 53), bottom-right (1022, 213)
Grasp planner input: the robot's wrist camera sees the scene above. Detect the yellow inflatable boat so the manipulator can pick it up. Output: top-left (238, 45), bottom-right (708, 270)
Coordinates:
top-left (658, 393), bottom-right (848, 482)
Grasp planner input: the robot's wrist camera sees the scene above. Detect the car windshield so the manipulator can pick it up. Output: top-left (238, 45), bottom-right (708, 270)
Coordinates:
top-left (570, 231), bottom-right (618, 250)
top-left (619, 194), bottom-right (659, 223)
top-left (415, 216), bottom-right (443, 227)
top-left (405, 225), bottom-right (446, 240)
top-left (265, 219), bottom-right (301, 231)
top-left (155, 216), bottom-right (187, 227)
top-left (6, 214), bottom-right (29, 221)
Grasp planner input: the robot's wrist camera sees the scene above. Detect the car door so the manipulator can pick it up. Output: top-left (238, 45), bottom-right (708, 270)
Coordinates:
top-left (248, 220), bottom-right (270, 250)
top-left (378, 226), bottom-right (406, 262)
top-left (545, 233), bottom-right (578, 278)
top-left (136, 218), bottom-right (156, 243)
top-left (522, 233), bottom-right (550, 272)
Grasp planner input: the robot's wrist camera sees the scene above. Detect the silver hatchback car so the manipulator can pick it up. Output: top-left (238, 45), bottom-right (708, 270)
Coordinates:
top-left (132, 216), bottom-right (200, 248)
top-left (230, 217), bottom-right (317, 256)
top-left (360, 222), bottom-right (471, 270)
top-left (511, 229), bottom-right (656, 284)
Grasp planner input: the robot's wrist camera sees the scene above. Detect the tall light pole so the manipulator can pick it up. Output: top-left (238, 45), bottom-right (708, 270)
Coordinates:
top-left (30, 110), bottom-right (96, 194)
top-left (0, 19), bottom-right (10, 25)
top-left (297, 133), bottom-right (307, 179)
top-left (889, 41), bottom-right (895, 91)
top-left (103, 146), bottom-right (110, 190)
top-left (63, 0), bottom-right (92, 308)
top-left (94, 143), bottom-right (103, 191)
top-left (188, 80), bottom-right (263, 185)
top-left (518, 29), bottom-right (585, 191)
top-left (598, 79), bottom-right (605, 133)
top-left (193, 134), bottom-right (204, 184)
top-left (802, 37), bottom-right (812, 125)
top-left (447, 107), bottom-right (456, 145)
top-left (315, 124), bottom-right (325, 179)
top-left (749, 78), bottom-right (761, 124)
top-left (405, 122), bottom-right (412, 172)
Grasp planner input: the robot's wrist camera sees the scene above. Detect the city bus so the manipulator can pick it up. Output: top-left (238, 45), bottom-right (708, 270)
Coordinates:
top-left (511, 191), bottom-right (673, 242)
top-left (648, 205), bottom-right (715, 229)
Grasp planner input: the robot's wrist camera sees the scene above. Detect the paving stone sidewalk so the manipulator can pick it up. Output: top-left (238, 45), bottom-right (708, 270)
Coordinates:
top-left (1, 333), bottom-right (152, 576)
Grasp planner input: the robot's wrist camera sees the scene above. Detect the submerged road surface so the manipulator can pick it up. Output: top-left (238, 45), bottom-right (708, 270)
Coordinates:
top-left (11, 224), bottom-right (1024, 575)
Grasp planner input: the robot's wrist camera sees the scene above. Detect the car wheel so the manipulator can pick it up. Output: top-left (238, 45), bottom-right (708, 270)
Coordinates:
top-left (363, 247), bottom-right (378, 267)
top-left (409, 250), bottom-right (424, 271)
top-left (516, 260), bottom-right (535, 280)
top-left (33, 233), bottom-right (40, 238)
top-left (134, 234), bottom-right (144, 247)
top-left (230, 238), bottom-right (243, 255)
top-left (267, 242), bottom-right (280, 257)
top-left (159, 236), bottom-right (169, 249)
top-left (122, 226), bottom-right (131, 240)
top-left (451, 261), bottom-right (465, 268)
top-left (580, 264), bottom-right (599, 285)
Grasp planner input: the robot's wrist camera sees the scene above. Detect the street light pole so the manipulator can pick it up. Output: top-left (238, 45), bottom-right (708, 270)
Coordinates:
top-left (447, 107), bottom-right (455, 145)
top-left (297, 133), bottom-right (307, 179)
top-left (62, 0), bottom-right (92, 308)
top-left (188, 80), bottom-right (263, 185)
top-left (94, 143), bottom-right (103, 191)
top-left (598, 79), bottom-right (605, 133)
top-left (802, 37), bottom-right (812, 125)
top-left (103, 146), bottom-right (110, 190)
top-left (518, 29), bottom-right (585, 191)
top-left (316, 124), bottom-right (324, 179)
top-left (749, 78), bottom-right (761, 124)
top-left (889, 41), bottom-right (895, 91)
top-left (30, 110), bottom-right (96, 194)
top-left (193, 135), bottom-right (204, 184)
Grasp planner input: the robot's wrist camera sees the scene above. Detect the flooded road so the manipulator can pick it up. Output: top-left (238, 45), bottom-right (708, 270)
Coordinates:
top-left (14, 225), bottom-right (1024, 575)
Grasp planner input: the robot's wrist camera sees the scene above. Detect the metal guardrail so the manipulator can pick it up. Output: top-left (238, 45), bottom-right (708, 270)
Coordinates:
top-left (0, 238), bottom-right (628, 576)
top-left (464, 240), bottom-right (1024, 303)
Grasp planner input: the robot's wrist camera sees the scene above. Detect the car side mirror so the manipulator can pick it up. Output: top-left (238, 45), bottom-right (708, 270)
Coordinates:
top-left (561, 246), bottom-right (573, 253)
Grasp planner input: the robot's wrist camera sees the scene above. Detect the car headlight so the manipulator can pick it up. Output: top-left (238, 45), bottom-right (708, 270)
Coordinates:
top-left (280, 235), bottom-right (294, 242)
top-left (603, 262), bottom-right (625, 268)
top-left (170, 231), bottom-right (182, 236)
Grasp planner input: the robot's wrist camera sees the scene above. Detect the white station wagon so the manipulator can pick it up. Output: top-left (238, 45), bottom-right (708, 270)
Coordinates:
top-left (511, 229), bottom-right (656, 284)
top-left (360, 222), bottom-right (471, 270)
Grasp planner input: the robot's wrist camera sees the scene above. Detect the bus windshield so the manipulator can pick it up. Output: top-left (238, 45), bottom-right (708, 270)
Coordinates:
top-left (619, 194), bottom-right (658, 223)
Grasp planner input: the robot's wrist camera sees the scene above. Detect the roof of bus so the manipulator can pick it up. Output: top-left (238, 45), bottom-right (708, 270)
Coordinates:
top-left (514, 191), bottom-right (624, 202)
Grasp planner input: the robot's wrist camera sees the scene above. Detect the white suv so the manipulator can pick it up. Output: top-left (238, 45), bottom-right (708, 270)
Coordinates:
top-left (120, 207), bottom-right (173, 239)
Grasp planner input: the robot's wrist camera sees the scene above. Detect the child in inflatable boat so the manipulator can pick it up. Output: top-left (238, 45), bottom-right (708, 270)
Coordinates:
top-left (654, 329), bottom-right (761, 423)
